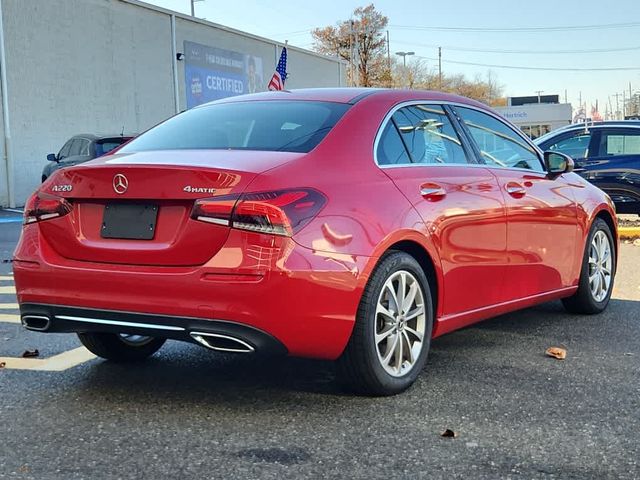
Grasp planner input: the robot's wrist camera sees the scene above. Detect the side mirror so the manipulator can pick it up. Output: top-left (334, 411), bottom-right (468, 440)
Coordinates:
top-left (544, 151), bottom-right (574, 176)
top-left (46, 153), bottom-right (58, 162)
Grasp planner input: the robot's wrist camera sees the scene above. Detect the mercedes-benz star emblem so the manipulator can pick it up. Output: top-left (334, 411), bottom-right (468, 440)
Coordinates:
top-left (113, 174), bottom-right (129, 194)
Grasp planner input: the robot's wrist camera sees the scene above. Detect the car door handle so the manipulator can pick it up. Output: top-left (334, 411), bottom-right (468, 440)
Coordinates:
top-left (420, 183), bottom-right (446, 200)
top-left (505, 182), bottom-right (526, 197)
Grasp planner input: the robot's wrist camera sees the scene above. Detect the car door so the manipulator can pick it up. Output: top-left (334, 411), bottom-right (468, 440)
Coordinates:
top-left (453, 106), bottom-right (578, 299)
top-left (377, 103), bottom-right (508, 317)
top-left (581, 128), bottom-right (640, 213)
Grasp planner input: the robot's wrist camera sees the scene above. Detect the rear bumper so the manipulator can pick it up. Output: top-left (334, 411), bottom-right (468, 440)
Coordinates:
top-left (13, 226), bottom-right (372, 360)
top-left (20, 303), bottom-right (287, 355)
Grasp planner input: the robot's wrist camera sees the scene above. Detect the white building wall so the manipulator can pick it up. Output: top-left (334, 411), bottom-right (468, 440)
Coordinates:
top-left (494, 103), bottom-right (573, 130)
top-left (0, 0), bottom-right (345, 207)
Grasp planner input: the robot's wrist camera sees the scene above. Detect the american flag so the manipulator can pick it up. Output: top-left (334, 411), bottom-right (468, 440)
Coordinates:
top-left (268, 47), bottom-right (287, 91)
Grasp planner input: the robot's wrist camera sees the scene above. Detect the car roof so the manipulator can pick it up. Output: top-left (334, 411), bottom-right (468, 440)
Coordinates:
top-left (535, 121), bottom-right (640, 144)
top-left (204, 87), bottom-right (489, 110)
top-left (72, 133), bottom-right (137, 141)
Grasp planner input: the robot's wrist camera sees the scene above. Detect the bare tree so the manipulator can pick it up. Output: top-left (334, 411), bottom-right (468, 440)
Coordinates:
top-left (311, 4), bottom-right (389, 87)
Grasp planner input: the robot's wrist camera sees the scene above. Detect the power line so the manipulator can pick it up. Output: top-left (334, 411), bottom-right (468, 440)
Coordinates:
top-left (393, 40), bottom-right (640, 55)
top-left (267, 29), bottom-right (313, 37)
top-left (391, 21), bottom-right (640, 33)
top-left (415, 55), bottom-right (640, 71)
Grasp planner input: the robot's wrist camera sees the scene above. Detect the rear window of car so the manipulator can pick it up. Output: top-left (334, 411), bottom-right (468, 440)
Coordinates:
top-left (119, 101), bottom-right (350, 154)
top-left (96, 138), bottom-right (130, 157)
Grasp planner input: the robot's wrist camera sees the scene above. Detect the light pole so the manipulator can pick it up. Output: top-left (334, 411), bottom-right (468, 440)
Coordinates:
top-left (190, 0), bottom-right (205, 17)
top-left (535, 90), bottom-right (544, 104)
top-left (395, 51), bottom-right (414, 68)
top-left (395, 51), bottom-right (414, 88)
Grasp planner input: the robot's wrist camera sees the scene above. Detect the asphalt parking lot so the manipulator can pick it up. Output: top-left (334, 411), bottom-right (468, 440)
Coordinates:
top-left (1, 215), bottom-right (639, 480)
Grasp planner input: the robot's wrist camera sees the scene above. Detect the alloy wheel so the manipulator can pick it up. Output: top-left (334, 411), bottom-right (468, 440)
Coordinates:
top-left (375, 270), bottom-right (427, 377)
top-left (588, 230), bottom-right (613, 303)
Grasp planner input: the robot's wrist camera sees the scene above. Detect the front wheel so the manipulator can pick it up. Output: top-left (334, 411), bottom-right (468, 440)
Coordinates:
top-left (338, 251), bottom-right (434, 396)
top-left (78, 332), bottom-right (166, 362)
top-left (562, 218), bottom-right (616, 314)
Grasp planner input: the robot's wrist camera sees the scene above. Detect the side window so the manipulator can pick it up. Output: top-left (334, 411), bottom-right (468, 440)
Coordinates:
top-left (58, 140), bottom-right (73, 160)
top-left (456, 107), bottom-right (544, 172)
top-left (376, 122), bottom-right (411, 165)
top-left (598, 131), bottom-right (640, 156)
top-left (547, 132), bottom-right (591, 159)
top-left (79, 139), bottom-right (91, 156)
top-left (68, 139), bottom-right (83, 157)
top-left (392, 105), bottom-right (468, 164)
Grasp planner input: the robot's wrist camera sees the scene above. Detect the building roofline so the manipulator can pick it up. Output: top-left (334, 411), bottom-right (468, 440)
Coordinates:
top-left (119, 0), bottom-right (346, 65)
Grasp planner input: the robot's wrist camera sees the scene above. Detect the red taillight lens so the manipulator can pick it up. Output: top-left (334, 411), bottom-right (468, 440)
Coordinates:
top-left (24, 192), bottom-right (72, 225)
top-left (191, 188), bottom-right (326, 237)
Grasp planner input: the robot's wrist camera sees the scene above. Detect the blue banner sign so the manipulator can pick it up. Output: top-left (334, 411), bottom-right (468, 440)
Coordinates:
top-left (184, 41), bottom-right (264, 108)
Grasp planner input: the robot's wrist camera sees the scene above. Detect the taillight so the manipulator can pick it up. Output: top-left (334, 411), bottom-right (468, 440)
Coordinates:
top-left (191, 188), bottom-right (326, 237)
top-left (24, 191), bottom-right (72, 225)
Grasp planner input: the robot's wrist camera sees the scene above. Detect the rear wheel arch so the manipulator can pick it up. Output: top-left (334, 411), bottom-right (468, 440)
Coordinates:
top-left (382, 240), bottom-right (439, 321)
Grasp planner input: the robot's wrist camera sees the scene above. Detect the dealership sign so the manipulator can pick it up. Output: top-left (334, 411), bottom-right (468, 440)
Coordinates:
top-left (184, 41), bottom-right (263, 108)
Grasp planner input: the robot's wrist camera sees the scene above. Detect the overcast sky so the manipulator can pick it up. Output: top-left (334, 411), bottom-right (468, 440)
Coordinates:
top-left (147, 0), bottom-right (640, 112)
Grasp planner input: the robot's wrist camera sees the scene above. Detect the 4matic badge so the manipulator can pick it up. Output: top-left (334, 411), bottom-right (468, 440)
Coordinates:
top-left (183, 185), bottom-right (216, 194)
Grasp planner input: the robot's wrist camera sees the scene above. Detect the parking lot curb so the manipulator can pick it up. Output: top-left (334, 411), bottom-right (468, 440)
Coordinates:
top-left (619, 227), bottom-right (640, 239)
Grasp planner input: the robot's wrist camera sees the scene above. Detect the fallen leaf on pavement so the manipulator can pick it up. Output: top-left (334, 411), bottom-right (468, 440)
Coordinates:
top-left (21, 349), bottom-right (39, 358)
top-left (441, 429), bottom-right (457, 438)
top-left (545, 347), bottom-right (566, 360)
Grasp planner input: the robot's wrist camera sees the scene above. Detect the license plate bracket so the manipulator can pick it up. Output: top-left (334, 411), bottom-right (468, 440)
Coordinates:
top-left (101, 203), bottom-right (158, 240)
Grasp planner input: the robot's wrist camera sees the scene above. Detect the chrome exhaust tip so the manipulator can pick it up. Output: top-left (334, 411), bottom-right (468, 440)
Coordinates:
top-left (21, 315), bottom-right (51, 331)
top-left (189, 332), bottom-right (255, 353)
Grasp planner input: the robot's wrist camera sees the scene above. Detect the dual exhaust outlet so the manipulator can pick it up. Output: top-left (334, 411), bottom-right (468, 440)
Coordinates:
top-left (21, 315), bottom-right (255, 354)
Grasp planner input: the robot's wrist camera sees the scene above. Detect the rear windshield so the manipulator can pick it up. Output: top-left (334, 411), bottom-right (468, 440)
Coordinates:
top-left (96, 138), bottom-right (130, 157)
top-left (119, 101), bottom-right (350, 154)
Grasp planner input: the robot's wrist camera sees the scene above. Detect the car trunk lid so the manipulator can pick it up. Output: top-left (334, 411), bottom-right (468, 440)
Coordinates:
top-left (38, 150), bottom-right (303, 266)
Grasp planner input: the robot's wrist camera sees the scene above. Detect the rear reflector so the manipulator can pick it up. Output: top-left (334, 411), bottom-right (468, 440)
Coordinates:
top-left (191, 188), bottom-right (326, 236)
top-left (24, 192), bottom-right (72, 225)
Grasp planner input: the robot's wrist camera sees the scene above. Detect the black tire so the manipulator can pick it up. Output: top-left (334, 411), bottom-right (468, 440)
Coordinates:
top-left (337, 251), bottom-right (434, 396)
top-left (562, 218), bottom-right (616, 314)
top-left (77, 332), bottom-right (166, 362)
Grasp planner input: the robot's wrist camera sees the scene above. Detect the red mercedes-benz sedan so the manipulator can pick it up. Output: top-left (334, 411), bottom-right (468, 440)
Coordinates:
top-left (14, 88), bottom-right (617, 395)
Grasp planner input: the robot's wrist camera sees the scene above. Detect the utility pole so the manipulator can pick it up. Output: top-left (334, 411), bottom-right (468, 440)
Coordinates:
top-left (349, 20), bottom-right (354, 87)
top-left (190, 0), bottom-right (204, 16)
top-left (386, 30), bottom-right (391, 87)
top-left (564, 89), bottom-right (567, 104)
top-left (613, 93), bottom-right (621, 120)
top-left (608, 96), bottom-right (614, 120)
top-left (353, 21), bottom-right (359, 87)
top-left (438, 47), bottom-right (442, 90)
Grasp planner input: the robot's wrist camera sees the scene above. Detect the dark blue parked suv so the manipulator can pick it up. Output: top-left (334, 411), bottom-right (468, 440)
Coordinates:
top-left (535, 121), bottom-right (640, 215)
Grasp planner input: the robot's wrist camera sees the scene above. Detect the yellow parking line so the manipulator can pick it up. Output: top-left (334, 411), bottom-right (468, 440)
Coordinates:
top-left (0, 303), bottom-right (18, 309)
top-left (0, 347), bottom-right (96, 371)
top-left (0, 313), bottom-right (20, 323)
top-left (0, 275), bottom-right (14, 281)
top-left (0, 286), bottom-right (16, 294)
